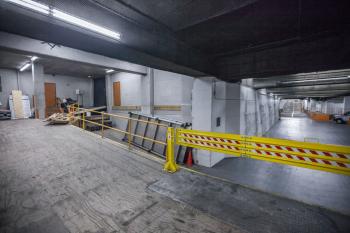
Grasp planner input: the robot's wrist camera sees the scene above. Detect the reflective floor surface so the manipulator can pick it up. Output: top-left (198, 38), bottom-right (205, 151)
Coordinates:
top-left (196, 116), bottom-right (350, 215)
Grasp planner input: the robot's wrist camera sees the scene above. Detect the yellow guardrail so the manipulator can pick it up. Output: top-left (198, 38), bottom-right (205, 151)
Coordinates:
top-left (67, 105), bottom-right (350, 176)
top-left (171, 128), bottom-right (350, 176)
top-left (68, 105), bottom-right (168, 149)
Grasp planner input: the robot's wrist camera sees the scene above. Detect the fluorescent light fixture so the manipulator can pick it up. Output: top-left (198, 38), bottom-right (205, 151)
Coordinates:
top-left (52, 9), bottom-right (121, 40)
top-left (106, 69), bottom-right (114, 74)
top-left (5, 0), bottom-right (50, 15)
top-left (19, 63), bottom-right (30, 72)
top-left (30, 56), bottom-right (38, 61)
top-left (281, 76), bottom-right (350, 84)
top-left (5, 1), bottom-right (121, 40)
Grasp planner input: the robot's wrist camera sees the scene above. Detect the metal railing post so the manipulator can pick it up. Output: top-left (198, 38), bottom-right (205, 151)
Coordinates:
top-left (82, 112), bottom-right (85, 130)
top-left (128, 118), bottom-right (132, 150)
top-left (101, 112), bottom-right (104, 138)
top-left (164, 127), bottom-right (179, 173)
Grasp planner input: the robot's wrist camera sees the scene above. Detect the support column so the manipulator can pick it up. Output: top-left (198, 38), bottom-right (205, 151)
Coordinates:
top-left (141, 68), bottom-right (154, 115)
top-left (344, 96), bottom-right (350, 113)
top-left (31, 62), bottom-right (45, 119)
top-left (105, 74), bottom-right (112, 112)
top-left (192, 77), bottom-right (235, 167)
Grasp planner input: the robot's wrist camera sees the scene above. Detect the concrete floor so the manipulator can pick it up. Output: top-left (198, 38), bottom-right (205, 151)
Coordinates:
top-left (266, 116), bottom-right (350, 146)
top-left (196, 116), bottom-right (350, 215)
top-left (1, 120), bottom-right (349, 233)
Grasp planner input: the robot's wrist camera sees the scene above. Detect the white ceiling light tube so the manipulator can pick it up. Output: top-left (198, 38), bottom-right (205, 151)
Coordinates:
top-left (19, 63), bottom-right (30, 72)
top-left (281, 76), bottom-right (350, 84)
top-left (30, 56), bottom-right (38, 61)
top-left (106, 69), bottom-right (114, 74)
top-left (5, 0), bottom-right (50, 14)
top-left (52, 9), bottom-right (121, 40)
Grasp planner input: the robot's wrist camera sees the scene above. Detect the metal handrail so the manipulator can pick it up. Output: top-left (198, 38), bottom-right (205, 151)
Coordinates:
top-left (69, 106), bottom-right (168, 151)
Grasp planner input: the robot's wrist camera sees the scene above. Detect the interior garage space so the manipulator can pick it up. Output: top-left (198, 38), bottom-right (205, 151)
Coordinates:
top-left (1, 0), bottom-right (350, 233)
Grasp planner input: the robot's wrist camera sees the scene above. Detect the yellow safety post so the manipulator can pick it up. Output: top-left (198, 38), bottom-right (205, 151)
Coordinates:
top-left (82, 113), bottom-right (86, 130)
top-left (101, 112), bottom-right (104, 138)
top-left (164, 127), bottom-right (179, 173)
top-left (128, 118), bottom-right (132, 149)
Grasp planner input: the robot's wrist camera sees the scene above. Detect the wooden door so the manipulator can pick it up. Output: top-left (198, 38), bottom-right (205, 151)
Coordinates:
top-left (45, 83), bottom-right (57, 117)
top-left (113, 81), bottom-right (121, 106)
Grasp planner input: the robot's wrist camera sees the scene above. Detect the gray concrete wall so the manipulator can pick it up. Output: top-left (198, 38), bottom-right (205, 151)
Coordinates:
top-left (344, 96), bottom-right (350, 113)
top-left (108, 72), bottom-right (143, 107)
top-left (105, 69), bottom-right (194, 124)
top-left (153, 69), bottom-right (193, 122)
top-left (45, 74), bottom-right (93, 107)
top-left (306, 97), bottom-right (345, 114)
top-left (0, 69), bottom-right (32, 108)
top-left (240, 87), bottom-right (279, 136)
top-left (0, 68), bottom-right (93, 109)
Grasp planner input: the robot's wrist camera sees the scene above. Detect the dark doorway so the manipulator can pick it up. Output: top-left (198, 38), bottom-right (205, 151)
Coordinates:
top-left (94, 77), bottom-right (106, 107)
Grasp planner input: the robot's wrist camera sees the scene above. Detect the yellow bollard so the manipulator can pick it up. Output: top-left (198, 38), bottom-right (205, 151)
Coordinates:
top-left (164, 127), bottom-right (179, 173)
top-left (101, 112), bottom-right (104, 138)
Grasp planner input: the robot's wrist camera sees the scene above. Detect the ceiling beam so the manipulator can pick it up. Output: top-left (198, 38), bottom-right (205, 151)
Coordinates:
top-left (0, 31), bottom-right (148, 75)
top-left (216, 31), bottom-right (350, 81)
top-left (267, 83), bottom-right (350, 93)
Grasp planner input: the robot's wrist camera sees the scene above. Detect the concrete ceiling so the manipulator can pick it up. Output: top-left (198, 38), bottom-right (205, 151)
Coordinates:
top-left (0, 50), bottom-right (106, 78)
top-left (0, 0), bottom-right (349, 81)
top-left (251, 69), bottom-right (350, 99)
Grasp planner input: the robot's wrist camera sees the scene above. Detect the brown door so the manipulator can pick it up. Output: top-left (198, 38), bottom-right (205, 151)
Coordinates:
top-left (45, 83), bottom-right (57, 117)
top-left (113, 81), bottom-right (121, 106)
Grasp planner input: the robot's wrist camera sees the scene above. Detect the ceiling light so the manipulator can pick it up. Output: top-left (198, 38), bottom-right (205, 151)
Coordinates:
top-left (19, 63), bottom-right (30, 72)
top-left (281, 76), bottom-right (350, 84)
top-left (52, 9), bottom-right (121, 40)
top-left (5, 1), bottom-right (121, 41)
top-left (106, 69), bottom-right (114, 74)
top-left (5, 0), bottom-right (50, 15)
top-left (30, 56), bottom-right (38, 61)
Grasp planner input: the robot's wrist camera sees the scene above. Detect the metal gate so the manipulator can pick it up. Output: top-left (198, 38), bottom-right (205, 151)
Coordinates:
top-left (164, 128), bottom-right (350, 176)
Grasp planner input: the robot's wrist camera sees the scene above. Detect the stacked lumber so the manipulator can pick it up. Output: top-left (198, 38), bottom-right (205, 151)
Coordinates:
top-left (44, 113), bottom-right (70, 125)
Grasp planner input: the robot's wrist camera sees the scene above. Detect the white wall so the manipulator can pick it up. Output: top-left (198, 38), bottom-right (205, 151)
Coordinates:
top-left (240, 87), bottom-right (279, 136)
top-left (154, 69), bottom-right (193, 122)
top-left (45, 74), bottom-right (93, 107)
top-left (108, 72), bottom-right (143, 107)
top-left (0, 68), bottom-right (93, 109)
top-left (106, 69), bottom-right (194, 123)
top-left (0, 69), bottom-right (32, 108)
top-left (306, 97), bottom-right (346, 114)
top-left (344, 96), bottom-right (350, 113)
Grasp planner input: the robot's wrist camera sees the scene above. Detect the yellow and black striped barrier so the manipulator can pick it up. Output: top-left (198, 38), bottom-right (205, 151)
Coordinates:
top-left (164, 128), bottom-right (350, 176)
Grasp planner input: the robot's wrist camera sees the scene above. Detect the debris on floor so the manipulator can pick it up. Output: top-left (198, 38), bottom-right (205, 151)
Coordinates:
top-left (0, 109), bottom-right (11, 120)
top-left (44, 113), bottom-right (70, 125)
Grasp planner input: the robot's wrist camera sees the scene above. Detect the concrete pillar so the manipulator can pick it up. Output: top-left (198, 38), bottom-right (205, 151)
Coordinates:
top-left (192, 77), bottom-right (236, 167)
top-left (31, 62), bottom-right (45, 119)
top-left (105, 74), bottom-right (113, 112)
top-left (344, 96), bottom-right (350, 113)
top-left (192, 77), bottom-right (215, 167)
top-left (141, 68), bottom-right (154, 115)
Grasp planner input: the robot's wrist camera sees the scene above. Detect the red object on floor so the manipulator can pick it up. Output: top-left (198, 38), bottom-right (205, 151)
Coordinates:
top-left (186, 149), bottom-right (193, 167)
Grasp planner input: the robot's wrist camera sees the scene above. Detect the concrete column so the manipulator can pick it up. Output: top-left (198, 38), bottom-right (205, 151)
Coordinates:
top-left (31, 62), bottom-right (45, 119)
top-left (141, 68), bottom-right (154, 115)
top-left (105, 74), bottom-right (112, 112)
top-left (344, 96), bottom-right (350, 113)
top-left (181, 76), bottom-right (193, 122)
top-left (192, 77), bottom-right (234, 167)
top-left (192, 77), bottom-right (214, 167)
